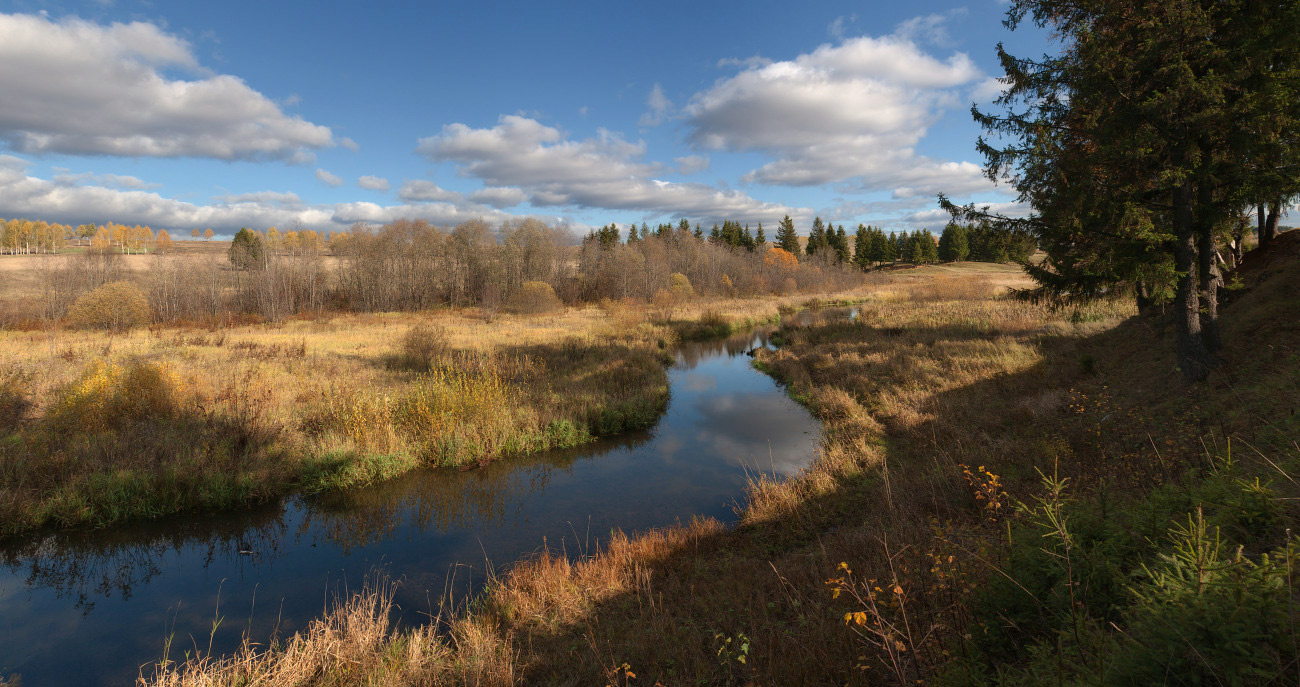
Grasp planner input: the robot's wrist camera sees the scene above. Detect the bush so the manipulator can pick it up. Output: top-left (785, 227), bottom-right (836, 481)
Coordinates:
top-left (392, 324), bottom-right (450, 372)
top-left (508, 280), bottom-right (562, 314)
top-left (0, 371), bottom-right (31, 430)
top-left (668, 272), bottom-right (695, 302)
top-left (67, 281), bottom-right (150, 331)
top-left (48, 360), bottom-right (189, 432)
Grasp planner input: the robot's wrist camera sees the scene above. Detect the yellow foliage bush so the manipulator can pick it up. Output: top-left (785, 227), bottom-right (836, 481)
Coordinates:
top-left (49, 360), bottom-right (189, 431)
top-left (67, 281), bottom-right (150, 331)
top-left (508, 280), bottom-right (562, 314)
top-left (668, 273), bottom-right (694, 302)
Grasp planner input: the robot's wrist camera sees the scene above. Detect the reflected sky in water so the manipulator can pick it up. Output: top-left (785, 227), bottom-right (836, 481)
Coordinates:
top-left (0, 310), bottom-right (852, 686)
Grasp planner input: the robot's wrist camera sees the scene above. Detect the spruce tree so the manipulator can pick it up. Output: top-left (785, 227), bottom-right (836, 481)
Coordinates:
top-left (755, 222), bottom-right (766, 247)
top-left (806, 217), bottom-right (826, 257)
top-left (776, 215), bottom-right (800, 256)
top-left (833, 225), bottom-right (851, 263)
top-left (938, 222), bottom-right (969, 262)
top-left (854, 224), bottom-right (871, 269)
top-left (229, 228), bottom-right (265, 270)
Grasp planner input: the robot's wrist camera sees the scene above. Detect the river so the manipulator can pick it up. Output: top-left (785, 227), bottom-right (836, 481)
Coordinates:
top-left (0, 307), bottom-right (852, 685)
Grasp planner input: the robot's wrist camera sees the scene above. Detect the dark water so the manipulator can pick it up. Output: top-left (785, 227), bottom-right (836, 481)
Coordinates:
top-left (0, 308), bottom-right (852, 686)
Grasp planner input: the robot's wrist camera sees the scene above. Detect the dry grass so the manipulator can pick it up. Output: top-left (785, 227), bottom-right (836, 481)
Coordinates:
top-left (0, 279), bottom-right (891, 537)
top-left (138, 261), bottom-right (1187, 686)
top-left (148, 252), bottom-right (1300, 684)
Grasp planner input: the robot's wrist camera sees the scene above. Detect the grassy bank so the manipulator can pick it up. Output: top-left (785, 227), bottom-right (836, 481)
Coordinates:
top-left (143, 254), bottom-right (1300, 685)
top-left (0, 290), bottom-right (872, 539)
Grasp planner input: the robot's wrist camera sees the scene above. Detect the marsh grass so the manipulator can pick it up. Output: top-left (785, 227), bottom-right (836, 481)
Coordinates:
top-left (1, 286), bottom-right (866, 537)
top-left (140, 257), bottom-right (1300, 685)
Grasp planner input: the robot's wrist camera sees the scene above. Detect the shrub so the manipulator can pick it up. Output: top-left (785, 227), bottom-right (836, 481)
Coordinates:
top-left (668, 272), bottom-right (695, 302)
top-left (67, 281), bottom-right (150, 331)
top-left (393, 324), bottom-right (450, 372)
top-left (0, 371), bottom-right (31, 430)
top-left (48, 360), bottom-right (189, 431)
top-left (508, 280), bottom-right (562, 314)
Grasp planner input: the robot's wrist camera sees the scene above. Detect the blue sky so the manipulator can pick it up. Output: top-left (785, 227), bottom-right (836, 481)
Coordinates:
top-left (0, 0), bottom-right (1047, 237)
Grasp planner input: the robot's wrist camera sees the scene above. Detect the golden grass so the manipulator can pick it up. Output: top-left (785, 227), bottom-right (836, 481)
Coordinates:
top-left (142, 262), bottom-right (1202, 686)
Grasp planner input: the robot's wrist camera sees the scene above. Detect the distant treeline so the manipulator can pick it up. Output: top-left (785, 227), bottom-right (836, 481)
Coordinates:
top-left (588, 214), bottom-right (1035, 269)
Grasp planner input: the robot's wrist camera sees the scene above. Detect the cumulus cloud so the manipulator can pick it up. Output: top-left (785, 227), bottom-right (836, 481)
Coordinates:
top-left (357, 175), bottom-right (390, 191)
top-left (417, 115), bottom-right (808, 223)
top-left (0, 13), bottom-right (334, 160)
top-left (467, 186), bottom-right (527, 208)
top-left (970, 76), bottom-right (1009, 103)
top-left (51, 170), bottom-right (161, 189)
top-left (0, 155), bottom-right (563, 234)
top-left (683, 15), bottom-right (1000, 200)
top-left (213, 190), bottom-right (302, 205)
top-left (638, 83), bottom-right (673, 127)
top-left (675, 155), bottom-right (710, 175)
top-left (315, 168), bottom-right (344, 187)
top-left (397, 180), bottom-right (462, 202)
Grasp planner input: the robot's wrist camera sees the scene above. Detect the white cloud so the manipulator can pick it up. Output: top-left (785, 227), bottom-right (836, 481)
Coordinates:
top-left (468, 186), bottom-right (527, 208)
top-left (683, 16), bottom-right (998, 199)
top-left (717, 55), bottom-right (772, 70)
top-left (51, 170), bottom-right (161, 189)
top-left (827, 14), bottom-right (856, 38)
top-left (0, 155), bottom-right (569, 234)
top-left (970, 76), bottom-right (1009, 103)
top-left (397, 180), bottom-right (462, 202)
top-left (0, 13), bottom-right (334, 160)
top-left (417, 115), bottom-right (808, 223)
top-left (213, 190), bottom-right (302, 205)
top-left (357, 175), bottom-right (390, 191)
top-left (315, 168), bottom-right (343, 187)
top-left (638, 83), bottom-right (673, 127)
top-left (339, 137), bottom-right (360, 152)
top-left (893, 10), bottom-right (967, 46)
top-left (675, 155), bottom-right (710, 175)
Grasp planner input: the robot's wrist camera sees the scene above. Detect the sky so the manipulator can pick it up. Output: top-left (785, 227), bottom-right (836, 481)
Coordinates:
top-left (0, 0), bottom-right (1051, 238)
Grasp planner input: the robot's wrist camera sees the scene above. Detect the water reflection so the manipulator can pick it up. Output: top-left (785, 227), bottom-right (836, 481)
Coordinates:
top-left (0, 309), bottom-right (847, 686)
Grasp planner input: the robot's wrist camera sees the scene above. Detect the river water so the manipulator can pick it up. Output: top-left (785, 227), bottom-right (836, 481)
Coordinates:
top-left (0, 308), bottom-right (851, 686)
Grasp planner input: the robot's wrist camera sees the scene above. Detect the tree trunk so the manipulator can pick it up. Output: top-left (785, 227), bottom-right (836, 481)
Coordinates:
top-left (1258, 203), bottom-right (1268, 248)
top-left (1264, 200), bottom-right (1282, 246)
top-left (1195, 183), bottom-right (1222, 354)
top-left (1174, 183), bottom-right (1214, 382)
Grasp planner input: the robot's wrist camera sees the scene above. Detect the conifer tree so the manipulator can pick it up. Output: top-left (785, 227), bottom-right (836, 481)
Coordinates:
top-left (806, 217), bottom-right (826, 257)
top-left (833, 225), bottom-right (851, 263)
top-left (938, 222), bottom-right (970, 262)
top-left (854, 224), bottom-right (871, 269)
top-left (776, 215), bottom-right (800, 256)
top-left (754, 222), bottom-right (766, 247)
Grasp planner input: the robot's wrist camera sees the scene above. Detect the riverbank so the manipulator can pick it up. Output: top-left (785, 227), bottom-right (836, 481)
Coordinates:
top-left (0, 291), bottom-right (876, 539)
top-left (148, 256), bottom-right (1300, 685)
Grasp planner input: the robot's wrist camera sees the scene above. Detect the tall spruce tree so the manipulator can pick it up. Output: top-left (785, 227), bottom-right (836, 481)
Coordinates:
top-left (944, 0), bottom-right (1300, 381)
top-left (806, 217), bottom-right (826, 257)
top-left (776, 215), bottom-right (800, 256)
top-left (938, 222), bottom-right (969, 262)
top-left (854, 224), bottom-right (871, 269)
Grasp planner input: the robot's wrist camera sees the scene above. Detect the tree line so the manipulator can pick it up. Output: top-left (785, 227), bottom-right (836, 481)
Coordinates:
top-left (0, 218), bottom-right (223, 255)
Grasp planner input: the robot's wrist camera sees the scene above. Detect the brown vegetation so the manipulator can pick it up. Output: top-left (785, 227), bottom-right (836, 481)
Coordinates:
top-left (143, 251), bottom-right (1300, 685)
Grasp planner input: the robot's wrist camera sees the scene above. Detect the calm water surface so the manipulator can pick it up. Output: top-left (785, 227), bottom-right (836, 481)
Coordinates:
top-left (0, 309), bottom-right (853, 686)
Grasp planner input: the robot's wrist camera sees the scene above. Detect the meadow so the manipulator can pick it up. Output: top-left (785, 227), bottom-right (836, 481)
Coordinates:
top-left (4, 228), bottom-right (1296, 685)
top-left (134, 241), bottom-right (1300, 685)
top-left (0, 234), bottom-right (873, 538)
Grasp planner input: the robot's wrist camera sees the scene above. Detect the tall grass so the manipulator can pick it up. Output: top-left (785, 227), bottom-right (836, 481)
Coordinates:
top-left (137, 256), bottom-right (1300, 684)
